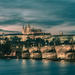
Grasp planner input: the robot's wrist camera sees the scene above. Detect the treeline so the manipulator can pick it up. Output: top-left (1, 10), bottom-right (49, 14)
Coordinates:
top-left (25, 37), bottom-right (74, 47)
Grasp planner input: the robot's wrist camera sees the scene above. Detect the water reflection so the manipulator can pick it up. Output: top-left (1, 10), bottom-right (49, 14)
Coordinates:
top-left (58, 61), bottom-right (69, 75)
top-left (16, 59), bottom-right (19, 62)
top-left (21, 59), bottom-right (27, 69)
top-left (30, 59), bottom-right (36, 65)
top-left (42, 59), bottom-right (51, 67)
top-left (59, 60), bottom-right (69, 67)
top-left (22, 59), bottom-right (26, 65)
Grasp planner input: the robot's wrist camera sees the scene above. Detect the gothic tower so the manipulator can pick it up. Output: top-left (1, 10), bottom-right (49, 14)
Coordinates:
top-left (22, 25), bottom-right (25, 34)
top-left (25, 24), bottom-right (31, 34)
top-left (22, 24), bottom-right (31, 34)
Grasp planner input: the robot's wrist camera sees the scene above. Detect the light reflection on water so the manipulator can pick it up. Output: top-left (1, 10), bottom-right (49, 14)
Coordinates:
top-left (0, 59), bottom-right (75, 75)
top-left (22, 59), bottom-right (26, 65)
top-left (30, 59), bottom-right (36, 65)
top-left (58, 61), bottom-right (69, 75)
top-left (42, 59), bottom-right (50, 67)
top-left (59, 60), bottom-right (68, 67)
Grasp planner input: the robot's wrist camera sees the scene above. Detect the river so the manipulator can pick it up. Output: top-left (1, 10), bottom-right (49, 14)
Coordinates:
top-left (0, 59), bottom-right (75, 75)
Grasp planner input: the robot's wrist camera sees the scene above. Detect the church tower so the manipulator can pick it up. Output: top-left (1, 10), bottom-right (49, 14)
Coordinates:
top-left (25, 24), bottom-right (31, 34)
top-left (22, 24), bottom-right (31, 34)
top-left (22, 25), bottom-right (25, 34)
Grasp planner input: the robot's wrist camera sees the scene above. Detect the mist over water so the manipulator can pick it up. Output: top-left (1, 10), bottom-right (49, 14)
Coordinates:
top-left (0, 59), bottom-right (75, 75)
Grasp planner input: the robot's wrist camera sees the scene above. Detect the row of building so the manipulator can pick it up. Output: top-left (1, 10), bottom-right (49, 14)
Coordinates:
top-left (0, 24), bottom-right (75, 43)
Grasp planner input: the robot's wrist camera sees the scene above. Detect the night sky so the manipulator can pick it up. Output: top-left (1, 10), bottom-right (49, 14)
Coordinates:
top-left (0, 0), bottom-right (75, 34)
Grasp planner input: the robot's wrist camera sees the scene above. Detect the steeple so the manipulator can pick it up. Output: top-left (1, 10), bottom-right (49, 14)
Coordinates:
top-left (23, 25), bottom-right (24, 29)
top-left (27, 24), bottom-right (30, 28)
top-left (25, 24), bottom-right (31, 34)
top-left (22, 25), bottom-right (25, 34)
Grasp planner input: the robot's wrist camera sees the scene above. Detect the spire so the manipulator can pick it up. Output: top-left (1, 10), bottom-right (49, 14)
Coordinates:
top-left (23, 25), bottom-right (24, 29)
top-left (26, 24), bottom-right (30, 28)
top-left (22, 25), bottom-right (25, 34)
top-left (25, 24), bottom-right (31, 34)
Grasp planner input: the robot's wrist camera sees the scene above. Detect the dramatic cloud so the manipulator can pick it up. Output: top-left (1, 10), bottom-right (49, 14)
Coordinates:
top-left (0, 0), bottom-right (75, 34)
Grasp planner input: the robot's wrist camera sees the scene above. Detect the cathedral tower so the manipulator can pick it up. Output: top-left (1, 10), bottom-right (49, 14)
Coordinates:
top-left (22, 25), bottom-right (25, 34)
top-left (22, 24), bottom-right (31, 34)
top-left (25, 24), bottom-right (31, 34)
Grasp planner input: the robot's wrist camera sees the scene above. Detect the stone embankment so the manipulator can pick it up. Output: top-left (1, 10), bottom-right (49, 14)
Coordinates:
top-left (22, 45), bottom-right (75, 61)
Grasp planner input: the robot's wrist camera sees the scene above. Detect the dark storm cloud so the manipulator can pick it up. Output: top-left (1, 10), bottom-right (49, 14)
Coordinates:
top-left (0, 0), bottom-right (75, 33)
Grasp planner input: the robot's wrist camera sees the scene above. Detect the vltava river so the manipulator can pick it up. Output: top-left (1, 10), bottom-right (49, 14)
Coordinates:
top-left (0, 59), bottom-right (75, 75)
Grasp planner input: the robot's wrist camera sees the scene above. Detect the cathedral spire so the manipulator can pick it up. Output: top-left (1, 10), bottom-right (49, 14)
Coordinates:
top-left (23, 25), bottom-right (24, 29)
top-left (25, 24), bottom-right (31, 34)
top-left (22, 25), bottom-right (25, 34)
top-left (27, 24), bottom-right (30, 28)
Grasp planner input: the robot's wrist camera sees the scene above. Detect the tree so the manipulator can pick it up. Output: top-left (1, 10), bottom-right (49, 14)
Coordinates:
top-left (0, 37), bottom-right (11, 55)
top-left (25, 38), bottom-right (45, 48)
top-left (25, 38), bottom-right (33, 48)
top-left (35, 38), bottom-right (45, 47)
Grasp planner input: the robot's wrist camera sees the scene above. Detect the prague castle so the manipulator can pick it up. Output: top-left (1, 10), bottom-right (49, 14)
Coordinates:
top-left (1, 24), bottom-right (75, 43)
top-left (0, 24), bottom-right (51, 41)
top-left (22, 24), bottom-right (43, 35)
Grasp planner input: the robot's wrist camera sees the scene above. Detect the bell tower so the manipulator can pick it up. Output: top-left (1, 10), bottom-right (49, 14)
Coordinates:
top-left (25, 24), bottom-right (31, 34)
top-left (22, 25), bottom-right (25, 34)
